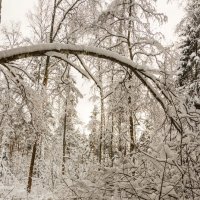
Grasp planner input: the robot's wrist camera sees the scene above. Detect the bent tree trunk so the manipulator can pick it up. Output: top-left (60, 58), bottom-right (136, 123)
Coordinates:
top-left (0, 43), bottom-right (182, 133)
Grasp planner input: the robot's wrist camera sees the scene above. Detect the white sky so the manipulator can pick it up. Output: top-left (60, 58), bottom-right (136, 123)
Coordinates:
top-left (1, 0), bottom-right (185, 132)
top-left (2, 0), bottom-right (34, 29)
top-left (156, 0), bottom-right (184, 43)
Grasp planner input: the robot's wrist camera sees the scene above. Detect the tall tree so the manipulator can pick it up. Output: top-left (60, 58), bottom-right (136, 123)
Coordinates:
top-left (26, 0), bottom-right (88, 192)
top-left (95, 0), bottom-right (167, 155)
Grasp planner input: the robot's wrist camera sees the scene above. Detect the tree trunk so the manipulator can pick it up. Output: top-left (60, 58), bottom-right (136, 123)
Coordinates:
top-left (110, 113), bottom-right (114, 167)
top-left (27, 140), bottom-right (37, 193)
top-left (109, 69), bottom-right (114, 166)
top-left (127, 0), bottom-right (135, 153)
top-left (98, 66), bottom-right (105, 164)
top-left (118, 113), bottom-right (122, 153)
top-left (129, 105), bottom-right (135, 153)
top-left (62, 111), bottom-right (67, 175)
top-left (43, 0), bottom-right (57, 86)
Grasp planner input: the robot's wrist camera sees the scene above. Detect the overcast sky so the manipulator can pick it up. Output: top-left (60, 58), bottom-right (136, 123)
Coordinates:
top-left (2, 0), bottom-right (184, 39)
top-left (1, 0), bottom-right (185, 131)
top-left (2, 0), bottom-right (34, 28)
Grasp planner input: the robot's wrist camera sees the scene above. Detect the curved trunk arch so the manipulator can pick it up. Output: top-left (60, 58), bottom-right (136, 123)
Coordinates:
top-left (0, 43), bottom-right (182, 132)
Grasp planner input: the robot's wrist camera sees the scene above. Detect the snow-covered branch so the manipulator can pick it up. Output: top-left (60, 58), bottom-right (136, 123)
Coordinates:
top-left (0, 43), bottom-right (181, 131)
top-left (0, 43), bottom-right (155, 73)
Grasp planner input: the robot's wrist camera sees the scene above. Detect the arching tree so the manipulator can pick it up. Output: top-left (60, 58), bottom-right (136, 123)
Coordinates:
top-left (0, 40), bottom-right (199, 199)
top-left (1, 1), bottom-right (200, 199)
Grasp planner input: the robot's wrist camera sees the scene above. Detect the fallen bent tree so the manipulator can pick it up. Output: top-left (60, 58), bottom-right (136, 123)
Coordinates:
top-left (0, 43), bottom-right (182, 132)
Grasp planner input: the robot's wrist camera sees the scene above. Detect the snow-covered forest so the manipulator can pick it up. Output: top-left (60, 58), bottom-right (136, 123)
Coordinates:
top-left (0, 0), bottom-right (200, 199)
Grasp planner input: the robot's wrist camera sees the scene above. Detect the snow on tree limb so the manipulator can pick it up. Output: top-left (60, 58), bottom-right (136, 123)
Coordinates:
top-left (0, 43), bottom-right (154, 73)
top-left (0, 43), bottom-right (161, 91)
top-left (0, 43), bottom-right (164, 102)
top-left (0, 43), bottom-right (181, 132)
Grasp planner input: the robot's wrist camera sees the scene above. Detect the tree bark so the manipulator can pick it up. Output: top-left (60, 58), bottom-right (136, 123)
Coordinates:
top-left (127, 0), bottom-right (135, 153)
top-left (62, 111), bottom-right (67, 175)
top-left (99, 90), bottom-right (104, 164)
top-left (98, 66), bottom-right (105, 164)
top-left (110, 113), bottom-right (114, 166)
top-left (109, 69), bottom-right (114, 166)
top-left (27, 140), bottom-right (37, 193)
top-left (43, 0), bottom-right (57, 86)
